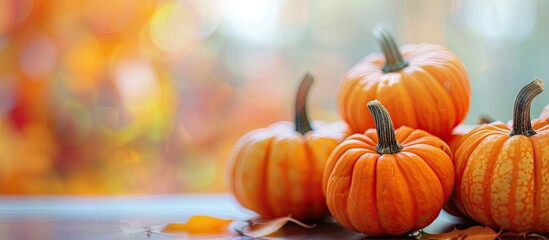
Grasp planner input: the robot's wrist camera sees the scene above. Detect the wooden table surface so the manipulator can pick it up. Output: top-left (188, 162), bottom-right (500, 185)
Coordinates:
top-left (0, 194), bottom-right (468, 240)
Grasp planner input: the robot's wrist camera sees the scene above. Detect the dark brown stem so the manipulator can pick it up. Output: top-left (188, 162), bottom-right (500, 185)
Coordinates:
top-left (367, 100), bottom-right (403, 154)
top-left (510, 78), bottom-right (544, 137)
top-left (373, 24), bottom-right (409, 73)
top-left (295, 73), bottom-right (314, 134)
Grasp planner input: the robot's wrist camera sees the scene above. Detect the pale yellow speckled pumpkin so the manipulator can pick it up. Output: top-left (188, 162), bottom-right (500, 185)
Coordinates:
top-left (453, 79), bottom-right (549, 232)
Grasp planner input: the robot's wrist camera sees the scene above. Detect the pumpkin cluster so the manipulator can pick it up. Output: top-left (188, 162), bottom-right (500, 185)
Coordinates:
top-left (227, 23), bottom-right (549, 236)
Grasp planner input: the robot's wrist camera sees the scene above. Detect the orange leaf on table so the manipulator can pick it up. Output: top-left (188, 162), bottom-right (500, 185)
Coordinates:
top-left (420, 226), bottom-right (499, 240)
top-left (235, 215), bottom-right (316, 238)
top-left (162, 215), bottom-right (233, 235)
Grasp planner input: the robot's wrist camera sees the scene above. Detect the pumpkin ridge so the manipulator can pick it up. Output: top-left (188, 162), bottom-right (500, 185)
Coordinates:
top-left (267, 136), bottom-right (293, 217)
top-left (232, 135), bottom-right (258, 212)
top-left (259, 137), bottom-right (276, 217)
top-left (404, 143), bottom-right (453, 201)
top-left (412, 67), bottom-right (455, 136)
top-left (376, 74), bottom-right (417, 131)
top-left (303, 137), bottom-right (318, 219)
top-left (337, 76), bottom-right (362, 127)
top-left (394, 152), bottom-right (420, 232)
top-left (327, 149), bottom-right (364, 231)
top-left (347, 154), bottom-right (383, 235)
top-left (453, 126), bottom-right (503, 213)
top-left (374, 155), bottom-right (391, 235)
top-left (418, 65), bottom-right (459, 134)
top-left (230, 137), bottom-right (254, 211)
top-left (398, 68), bottom-right (441, 135)
top-left (492, 137), bottom-right (520, 229)
top-left (235, 134), bottom-right (275, 217)
top-left (533, 132), bottom-right (549, 230)
top-left (342, 78), bottom-right (368, 133)
top-left (485, 136), bottom-right (510, 228)
top-left (507, 136), bottom-right (534, 229)
top-left (530, 135), bottom-right (544, 231)
top-left (394, 126), bottom-right (415, 144)
top-left (464, 134), bottom-right (507, 227)
top-left (399, 129), bottom-right (431, 146)
top-left (375, 154), bottom-right (411, 235)
top-left (322, 137), bottom-right (369, 194)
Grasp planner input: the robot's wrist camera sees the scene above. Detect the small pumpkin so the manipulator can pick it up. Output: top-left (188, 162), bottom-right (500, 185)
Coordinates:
top-left (453, 79), bottom-right (549, 232)
top-left (228, 73), bottom-right (349, 221)
top-left (323, 100), bottom-right (454, 236)
top-left (337, 24), bottom-right (471, 138)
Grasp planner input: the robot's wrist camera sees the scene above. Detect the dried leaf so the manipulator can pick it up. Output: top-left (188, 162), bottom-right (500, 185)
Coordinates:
top-left (162, 215), bottom-right (233, 235)
top-left (235, 215), bottom-right (315, 238)
top-left (419, 226), bottom-right (498, 240)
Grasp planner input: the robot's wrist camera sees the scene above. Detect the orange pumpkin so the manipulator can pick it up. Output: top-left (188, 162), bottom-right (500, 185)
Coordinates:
top-left (323, 100), bottom-right (454, 236)
top-left (228, 73), bottom-right (349, 220)
top-left (453, 79), bottom-right (549, 232)
top-left (337, 24), bottom-right (470, 138)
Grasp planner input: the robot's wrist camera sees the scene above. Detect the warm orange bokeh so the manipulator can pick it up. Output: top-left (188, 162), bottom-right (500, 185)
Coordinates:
top-left (0, 0), bottom-right (295, 194)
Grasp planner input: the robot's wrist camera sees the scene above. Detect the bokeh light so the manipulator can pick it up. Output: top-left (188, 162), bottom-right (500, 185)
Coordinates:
top-left (18, 33), bottom-right (58, 79)
top-left (0, 0), bottom-right (34, 36)
top-left (114, 58), bottom-right (161, 114)
top-left (219, 0), bottom-right (282, 43)
top-left (455, 0), bottom-right (536, 42)
top-left (150, 1), bottom-right (198, 53)
top-left (86, 0), bottom-right (134, 36)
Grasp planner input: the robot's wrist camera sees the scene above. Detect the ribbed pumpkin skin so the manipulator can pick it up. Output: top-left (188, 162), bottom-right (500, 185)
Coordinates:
top-left (338, 44), bottom-right (471, 138)
top-left (322, 126), bottom-right (454, 236)
top-left (229, 121), bottom-right (348, 220)
top-left (453, 120), bottom-right (549, 232)
top-left (442, 125), bottom-right (478, 217)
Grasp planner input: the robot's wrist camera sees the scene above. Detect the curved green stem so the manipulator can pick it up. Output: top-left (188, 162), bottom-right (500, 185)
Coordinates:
top-left (295, 73), bottom-right (314, 134)
top-left (373, 24), bottom-right (409, 73)
top-left (510, 78), bottom-right (544, 137)
top-left (367, 100), bottom-right (403, 154)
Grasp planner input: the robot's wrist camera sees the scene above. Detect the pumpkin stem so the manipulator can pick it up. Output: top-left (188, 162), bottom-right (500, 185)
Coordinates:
top-left (367, 100), bottom-right (403, 154)
top-left (510, 78), bottom-right (544, 137)
top-left (295, 73), bottom-right (314, 134)
top-left (373, 24), bottom-right (409, 73)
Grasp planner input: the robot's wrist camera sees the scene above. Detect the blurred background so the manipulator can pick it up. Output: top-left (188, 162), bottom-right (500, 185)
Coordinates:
top-left (0, 0), bottom-right (547, 194)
